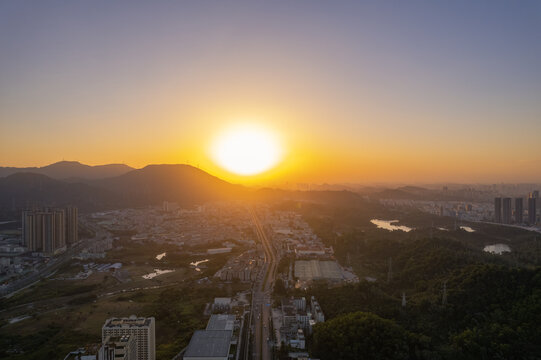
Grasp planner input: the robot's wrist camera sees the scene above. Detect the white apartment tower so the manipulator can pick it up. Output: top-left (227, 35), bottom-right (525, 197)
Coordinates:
top-left (102, 316), bottom-right (155, 360)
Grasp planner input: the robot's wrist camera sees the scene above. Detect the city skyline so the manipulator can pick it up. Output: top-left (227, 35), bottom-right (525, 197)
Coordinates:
top-left (1, 1), bottom-right (540, 184)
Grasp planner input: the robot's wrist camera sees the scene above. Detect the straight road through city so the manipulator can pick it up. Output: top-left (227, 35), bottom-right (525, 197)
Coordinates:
top-left (250, 208), bottom-right (277, 360)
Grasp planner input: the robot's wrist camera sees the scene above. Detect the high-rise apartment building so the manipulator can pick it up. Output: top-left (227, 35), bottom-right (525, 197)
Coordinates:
top-left (22, 209), bottom-right (66, 254)
top-left (99, 335), bottom-right (137, 360)
top-left (494, 197), bottom-right (502, 223)
top-left (502, 198), bottom-right (512, 224)
top-left (515, 198), bottom-right (523, 224)
top-left (22, 210), bottom-right (37, 251)
top-left (102, 316), bottom-right (155, 360)
top-left (65, 207), bottom-right (78, 245)
top-left (528, 196), bottom-right (537, 225)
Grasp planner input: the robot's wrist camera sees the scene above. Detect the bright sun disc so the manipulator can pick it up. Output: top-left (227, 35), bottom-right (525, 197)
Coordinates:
top-left (211, 124), bottom-right (283, 175)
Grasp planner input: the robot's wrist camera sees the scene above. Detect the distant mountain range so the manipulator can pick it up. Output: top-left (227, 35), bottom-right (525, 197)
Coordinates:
top-left (0, 161), bottom-right (372, 212)
top-left (0, 161), bottom-right (134, 180)
top-left (0, 163), bottom-right (246, 211)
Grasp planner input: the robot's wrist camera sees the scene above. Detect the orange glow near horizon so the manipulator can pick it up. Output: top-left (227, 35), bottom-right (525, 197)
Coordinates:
top-left (2, 2), bottom-right (541, 185)
top-left (2, 102), bottom-right (541, 185)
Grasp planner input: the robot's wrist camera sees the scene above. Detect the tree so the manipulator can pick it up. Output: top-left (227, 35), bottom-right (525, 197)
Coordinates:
top-left (274, 278), bottom-right (286, 296)
top-left (312, 311), bottom-right (410, 360)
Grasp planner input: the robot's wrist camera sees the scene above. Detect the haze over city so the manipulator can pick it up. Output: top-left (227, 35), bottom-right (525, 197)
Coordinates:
top-left (1, 2), bottom-right (541, 360)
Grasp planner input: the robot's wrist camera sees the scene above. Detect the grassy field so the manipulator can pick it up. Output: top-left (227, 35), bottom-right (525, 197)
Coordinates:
top-left (0, 240), bottom-right (249, 360)
top-left (1, 285), bottom-right (202, 359)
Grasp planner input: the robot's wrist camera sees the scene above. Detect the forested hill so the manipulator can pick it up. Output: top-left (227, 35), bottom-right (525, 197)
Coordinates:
top-left (285, 201), bottom-right (541, 359)
top-left (310, 264), bottom-right (541, 359)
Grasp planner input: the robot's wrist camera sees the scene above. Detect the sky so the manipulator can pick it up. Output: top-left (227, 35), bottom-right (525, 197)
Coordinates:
top-left (1, 0), bottom-right (540, 184)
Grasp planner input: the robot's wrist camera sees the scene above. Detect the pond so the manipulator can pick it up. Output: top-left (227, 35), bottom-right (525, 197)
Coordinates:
top-left (483, 244), bottom-right (511, 255)
top-left (370, 219), bottom-right (412, 232)
top-left (190, 259), bottom-right (209, 272)
top-left (142, 269), bottom-right (174, 279)
top-left (9, 315), bottom-right (31, 324)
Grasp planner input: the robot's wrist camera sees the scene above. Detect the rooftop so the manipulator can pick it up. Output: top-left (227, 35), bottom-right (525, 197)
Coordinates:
top-left (206, 314), bottom-right (236, 331)
top-left (103, 334), bottom-right (133, 345)
top-left (213, 297), bottom-right (232, 304)
top-left (294, 260), bottom-right (343, 280)
top-left (103, 315), bottom-right (154, 328)
top-left (184, 330), bottom-right (232, 358)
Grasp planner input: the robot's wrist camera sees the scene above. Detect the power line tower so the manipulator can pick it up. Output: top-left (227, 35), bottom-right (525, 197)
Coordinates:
top-left (442, 281), bottom-right (448, 306)
top-left (387, 257), bottom-right (393, 283)
top-left (534, 235), bottom-right (539, 265)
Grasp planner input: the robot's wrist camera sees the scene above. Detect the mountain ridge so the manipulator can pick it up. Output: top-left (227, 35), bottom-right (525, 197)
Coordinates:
top-left (93, 164), bottom-right (247, 205)
top-left (0, 161), bottom-right (134, 180)
top-left (0, 164), bottom-right (247, 211)
top-left (0, 163), bottom-right (372, 212)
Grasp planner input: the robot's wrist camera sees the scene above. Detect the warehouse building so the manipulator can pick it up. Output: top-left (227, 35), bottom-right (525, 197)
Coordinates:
top-left (183, 330), bottom-right (232, 360)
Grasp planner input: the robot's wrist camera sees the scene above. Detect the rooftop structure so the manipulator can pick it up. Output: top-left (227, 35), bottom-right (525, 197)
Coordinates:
top-left (212, 297), bottom-right (232, 312)
top-left (104, 317), bottom-right (154, 328)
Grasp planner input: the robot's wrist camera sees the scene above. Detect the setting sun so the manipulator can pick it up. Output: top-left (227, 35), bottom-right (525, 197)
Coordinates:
top-left (211, 124), bottom-right (283, 176)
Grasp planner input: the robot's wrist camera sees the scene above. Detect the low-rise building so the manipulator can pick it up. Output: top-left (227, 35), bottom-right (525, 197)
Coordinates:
top-left (289, 329), bottom-right (306, 349)
top-left (212, 297), bottom-right (232, 312)
top-left (207, 248), bottom-right (232, 255)
top-left (206, 314), bottom-right (236, 331)
top-left (280, 296), bottom-right (325, 348)
top-left (183, 330), bottom-right (232, 360)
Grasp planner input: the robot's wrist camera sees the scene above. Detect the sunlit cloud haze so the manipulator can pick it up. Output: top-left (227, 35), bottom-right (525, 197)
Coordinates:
top-left (1, 1), bottom-right (540, 184)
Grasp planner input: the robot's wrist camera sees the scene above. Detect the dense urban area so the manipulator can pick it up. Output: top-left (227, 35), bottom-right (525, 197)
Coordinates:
top-left (1, 179), bottom-right (541, 360)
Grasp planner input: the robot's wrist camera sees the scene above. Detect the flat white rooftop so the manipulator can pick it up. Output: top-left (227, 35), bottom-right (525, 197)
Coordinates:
top-left (294, 260), bottom-right (343, 280)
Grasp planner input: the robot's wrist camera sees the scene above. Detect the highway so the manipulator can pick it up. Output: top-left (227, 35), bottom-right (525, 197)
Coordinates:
top-left (249, 208), bottom-right (278, 360)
